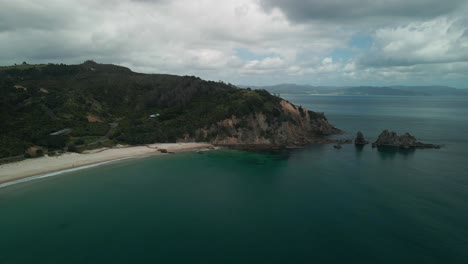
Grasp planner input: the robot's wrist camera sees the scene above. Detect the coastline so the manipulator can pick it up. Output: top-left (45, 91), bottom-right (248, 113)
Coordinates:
top-left (0, 143), bottom-right (214, 188)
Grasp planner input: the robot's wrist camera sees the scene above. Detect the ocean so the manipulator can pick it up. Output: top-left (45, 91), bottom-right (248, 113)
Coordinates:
top-left (1, 95), bottom-right (467, 263)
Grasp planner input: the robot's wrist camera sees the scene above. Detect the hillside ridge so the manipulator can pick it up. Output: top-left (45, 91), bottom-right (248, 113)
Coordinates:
top-left (244, 84), bottom-right (468, 96)
top-left (0, 61), bottom-right (340, 158)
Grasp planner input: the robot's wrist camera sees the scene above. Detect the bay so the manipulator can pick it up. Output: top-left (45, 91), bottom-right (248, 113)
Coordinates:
top-left (1, 95), bottom-right (467, 263)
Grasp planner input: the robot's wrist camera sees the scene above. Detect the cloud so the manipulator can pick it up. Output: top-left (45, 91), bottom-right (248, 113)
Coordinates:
top-left (241, 57), bottom-right (286, 74)
top-left (259, 0), bottom-right (466, 23)
top-left (0, 0), bottom-right (345, 73)
top-left (361, 18), bottom-right (468, 67)
top-left (1, 0), bottom-right (468, 87)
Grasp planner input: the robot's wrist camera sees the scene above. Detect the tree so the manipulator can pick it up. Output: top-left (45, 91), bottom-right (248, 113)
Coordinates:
top-left (36, 149), bottom-right (44, 157)
top-left (42, 135), bottom-right (67, 149)
top-left (74, 139), bottom-right (85, 145)
top-left (67, 144), bottom-right (79, 153)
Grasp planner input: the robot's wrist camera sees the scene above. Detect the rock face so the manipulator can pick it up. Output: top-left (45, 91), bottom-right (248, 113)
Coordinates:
top-left (189, 100), bottom-right (341, 148)
top-left (354, 131), bottom-right (369, 146)
top-left (372, 130), bottom-right (440, 149)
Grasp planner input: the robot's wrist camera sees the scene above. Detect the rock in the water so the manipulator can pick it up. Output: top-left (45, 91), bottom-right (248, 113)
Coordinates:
top-left (354, 131), bottom-right (369, 146)
top-left (372, 130), bottom-right (440, 149)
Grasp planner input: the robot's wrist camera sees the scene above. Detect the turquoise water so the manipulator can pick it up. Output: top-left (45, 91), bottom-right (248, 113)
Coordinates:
top-left (1, 96), bottom-right (468, 263)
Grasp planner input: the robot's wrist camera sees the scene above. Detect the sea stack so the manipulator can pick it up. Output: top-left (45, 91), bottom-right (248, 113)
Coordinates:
top-left (354, 131), bottom-right (369, 146)
top-left (372, 130), bottom-right (440, 149)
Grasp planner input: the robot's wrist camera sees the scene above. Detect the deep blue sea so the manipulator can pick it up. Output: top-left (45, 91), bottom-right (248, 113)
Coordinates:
top-left (1, 95), bottom-right (467, 263)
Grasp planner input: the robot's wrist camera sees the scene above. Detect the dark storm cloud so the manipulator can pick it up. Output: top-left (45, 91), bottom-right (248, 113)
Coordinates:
top-left (260, 0), bottom-right (466, 22)
top-left (0, 2), bottom-right (72, 32)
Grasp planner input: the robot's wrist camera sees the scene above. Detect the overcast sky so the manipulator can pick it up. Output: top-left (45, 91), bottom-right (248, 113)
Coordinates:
top-left (1, 0), bottom-right (468, 88)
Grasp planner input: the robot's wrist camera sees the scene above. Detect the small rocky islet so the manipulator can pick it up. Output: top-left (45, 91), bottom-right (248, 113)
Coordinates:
top-left (354, 131), bottom-right (369, 146)
top-left (343, 130), bottom-right (440, 149)
top-left (371, 130), bottom-right (441, 149)
top-left (332, 130), bottom-right (441, 150)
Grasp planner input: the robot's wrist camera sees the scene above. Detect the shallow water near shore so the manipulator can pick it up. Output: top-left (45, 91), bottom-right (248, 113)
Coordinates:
top-left (0, 95), bottom-right (467, 263)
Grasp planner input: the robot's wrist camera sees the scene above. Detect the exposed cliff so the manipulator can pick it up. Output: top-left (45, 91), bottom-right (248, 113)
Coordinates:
top-left (189, 100), bottom-right (340, 147)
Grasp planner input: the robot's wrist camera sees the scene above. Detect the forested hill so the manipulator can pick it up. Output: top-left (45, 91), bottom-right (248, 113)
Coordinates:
top-left (0, 61), bottom-right (339, 158)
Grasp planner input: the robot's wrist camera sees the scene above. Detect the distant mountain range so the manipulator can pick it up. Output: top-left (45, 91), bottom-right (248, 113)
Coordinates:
top-left (241, 84), bottom-right (468, 96)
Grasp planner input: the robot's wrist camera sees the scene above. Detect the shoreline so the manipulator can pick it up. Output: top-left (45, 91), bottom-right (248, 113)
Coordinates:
top-left (0, 143), bottom-right (214, 188)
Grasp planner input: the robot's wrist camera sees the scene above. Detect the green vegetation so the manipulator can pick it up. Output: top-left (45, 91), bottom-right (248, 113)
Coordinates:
top-left (36, 149), bottom-right (44, 157)
top-left (0, 61), bottom-right (325, 158)
top-left (0, 62), bottom-right (47, 71)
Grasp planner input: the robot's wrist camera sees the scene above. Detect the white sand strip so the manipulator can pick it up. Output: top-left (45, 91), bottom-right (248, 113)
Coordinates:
top-left (0, 143), bottom-right (214, 186)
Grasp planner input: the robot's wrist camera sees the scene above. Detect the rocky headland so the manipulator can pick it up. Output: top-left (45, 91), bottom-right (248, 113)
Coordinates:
top-left (0, 61), bottom-right (344, 157)
top-left (198, 100), bottom-right (342, 149)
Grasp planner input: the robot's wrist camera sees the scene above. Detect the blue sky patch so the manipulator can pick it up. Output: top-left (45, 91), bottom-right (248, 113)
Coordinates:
top-left (351, 35), bottom-right (373, 49)
top-left (330, 48), bottom-right (357, 61)
top-left (235, 48), bottom-right (277, 61)
top-left (329, 35), bottom-right (373, 61)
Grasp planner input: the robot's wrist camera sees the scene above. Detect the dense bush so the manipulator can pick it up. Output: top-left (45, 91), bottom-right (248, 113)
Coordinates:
top-left (0, 61), bottom-right (300, 157)
top-left (67, 144), bottom-right (79, 153)
top-left (74, 139), bottom-right (85, 145)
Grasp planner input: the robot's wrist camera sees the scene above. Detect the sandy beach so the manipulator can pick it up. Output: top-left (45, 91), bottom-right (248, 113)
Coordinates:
top-left (0, 143), bottom-right (214, 186)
